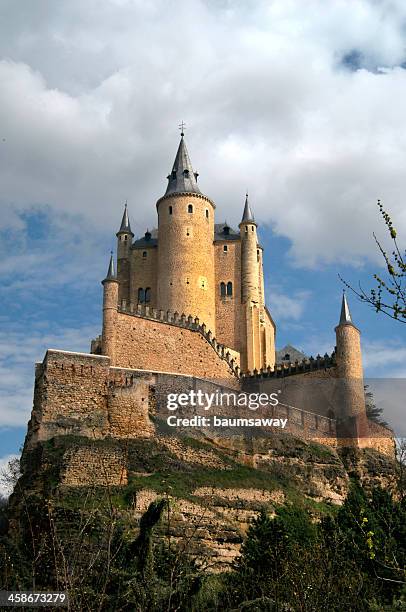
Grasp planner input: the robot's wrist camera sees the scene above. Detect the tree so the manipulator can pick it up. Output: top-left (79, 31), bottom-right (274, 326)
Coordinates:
top-left (340, 200), bottom-right (405, 323)
top-left (365, 384), bottom-right (388, 427)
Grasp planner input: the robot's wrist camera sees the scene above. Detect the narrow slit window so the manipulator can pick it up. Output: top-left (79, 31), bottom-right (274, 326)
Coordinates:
top-left (227, 281), bottom-right (233, 296)
top-left (188, 204), bottom-right (193, 213)
top-left (145, 287), bottom-right (151, 303)
top-left (220, 282), bottom-right (226, 297)
top-left (169, 205), bottom-right (173, 215)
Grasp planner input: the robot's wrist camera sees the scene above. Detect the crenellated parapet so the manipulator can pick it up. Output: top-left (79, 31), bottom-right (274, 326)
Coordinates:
top-left (243, 351), bottom-right (336, 379)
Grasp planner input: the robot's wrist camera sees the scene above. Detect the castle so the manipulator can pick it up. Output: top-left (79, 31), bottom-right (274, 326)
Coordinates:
top-left (97, 130), bottom-right (275, 374)
top-left (20, 132), bottom-right (395, 499)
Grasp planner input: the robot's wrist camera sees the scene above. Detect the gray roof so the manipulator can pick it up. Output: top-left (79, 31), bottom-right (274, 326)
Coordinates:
top-left (214, 222), bottom-right (240, 241)
top-left (164, 135), bottom-right (201, 196)
top-left (339, 292), bottom-right (353, 325)
top-left (241, 193), bottom-right (255, 223)
top-left (276, 344), bottom-right (308, 363)
top-left (133, 225), bottom-right (241, 247)
top-left (132, 228), bottom-right (158, 248)
top-left (118, 203), bottom-right (133, 234)
top-left (104, 252), bottom-right (116, 280)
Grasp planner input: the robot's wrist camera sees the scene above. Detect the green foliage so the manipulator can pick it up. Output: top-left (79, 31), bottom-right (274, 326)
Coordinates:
top-left (365, 384), bottom-right (388, 427)
top-left (340, 200), bottom-right (406, 323)
top-left (1, 481), bottom-right (405, 611)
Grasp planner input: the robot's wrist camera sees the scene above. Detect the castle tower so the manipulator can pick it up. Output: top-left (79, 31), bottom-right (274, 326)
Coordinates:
top-left (239, 194), bottom-right (260, 304)
top-left (334, 292), bottom-right (368, 442)
top-left (156, 132), bottom-right (216, 333)
top-left (239, 195), bottom-right (264, 372)
top-left (101, 253), bottom-right (119, 365)
top-left (116, 202), bottom-right (133, 307)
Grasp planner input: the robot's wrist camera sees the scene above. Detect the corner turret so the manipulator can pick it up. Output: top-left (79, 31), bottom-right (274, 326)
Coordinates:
top-left (116, 202), bottom-right (133, 306)
top-left (334, 292), bottom-right (368, 443)
top-left (101, 252), bottom-right (119, 365)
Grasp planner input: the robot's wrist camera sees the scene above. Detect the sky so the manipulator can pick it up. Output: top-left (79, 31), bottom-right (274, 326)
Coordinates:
top-left (0, 0), bottom-right (405, 495)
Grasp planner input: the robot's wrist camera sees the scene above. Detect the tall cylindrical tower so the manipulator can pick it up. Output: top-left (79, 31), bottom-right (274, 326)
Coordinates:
top-left (116, 202), bottom-right (133, 306)
top-left (101, 253), bottom-right (119, 365)
top-left (335, 292), bottom-right (368, 440)
top-left (239, 194), bottom-right (260, 305)
top-left (156, 134), bottom-right (216, 333)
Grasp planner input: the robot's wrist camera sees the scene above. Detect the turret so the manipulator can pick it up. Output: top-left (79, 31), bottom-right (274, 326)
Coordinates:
top-left (156, 131), bottom-right (216, 333)
top-left (116, 202), bottom-right (133, 306)
top-left (101, 253), bottom-right (119, 365)
top-left (239, 194), bottom-right (259, 304)
top-left (334, 292), bottom-right (368, 442)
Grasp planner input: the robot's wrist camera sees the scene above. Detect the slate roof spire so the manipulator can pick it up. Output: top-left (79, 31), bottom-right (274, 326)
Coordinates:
top-left (240, 192), bottom-right (256, 224)
top-left (104, 252), bottom-right (116, 280)
top-left (118, 201), bottom-right (133, 234)
top-left (339, 291), bottom-right (353, 325)
top-left (165, 133), bottom-right (201, 196)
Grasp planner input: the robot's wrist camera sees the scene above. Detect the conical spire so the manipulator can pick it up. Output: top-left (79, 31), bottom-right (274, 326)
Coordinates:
top-left (339, 291), bottom-right (353, 325)
top-left (105, 252), bottom-right (116, 280)
top-left (241, 193), bottom-right (255, 223)
top-left (165, 134), bottom-right (201, 196)
top-left (118, 201), bottom-right (133, 234)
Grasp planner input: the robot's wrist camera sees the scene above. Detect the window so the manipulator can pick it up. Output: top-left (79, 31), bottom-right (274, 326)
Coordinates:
top-left (205, 209), bottom-right (209, 219)
top-left (183, 169), bottom-right (189, 177)
top-left (220, 282), bottom-right (226, 297)
top-left (138, 288), bottom-right (145, 303)
top-left (257, 249), bottom-right (260, 262)
top-left (245, 226), bottom-right (248, 233)
top-left (145, 287), bottom-right (151, 303)
top-left (188, 204), bottom-right (193, 213)
top-left (284, 353), bottom-right (291, 361)
top-left (169, 205), bottom-right (173, 215)
top-left (227, 281), bottom-right (233, 296)
top-left (142, 251), bottom-right (147, 258)
top-left (251, 226), bottom-right (254, 231)
top-left (223, 245), bottom-right (228, 252)
top-left (124, 235), bottom-right (127, 241)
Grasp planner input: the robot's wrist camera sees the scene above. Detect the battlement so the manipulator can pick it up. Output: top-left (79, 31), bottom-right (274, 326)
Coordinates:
top-left (115, 302), bottom-right (241, 377)
top-left (243, 351), bottom-right (337, 379)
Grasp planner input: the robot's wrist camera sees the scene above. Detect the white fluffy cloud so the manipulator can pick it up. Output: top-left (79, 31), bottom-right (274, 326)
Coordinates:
top-left (0, 0), bottom-right (405, 267)
top-left (0, 324), bottom-right (99, 427)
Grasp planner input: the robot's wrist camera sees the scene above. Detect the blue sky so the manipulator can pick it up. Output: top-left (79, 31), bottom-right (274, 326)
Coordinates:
top-left (0, 0), bottom-right (406, 490)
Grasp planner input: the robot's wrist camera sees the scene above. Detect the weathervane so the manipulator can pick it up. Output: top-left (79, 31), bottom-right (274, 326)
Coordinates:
top-left (179, 121), bottom-right (186, 137)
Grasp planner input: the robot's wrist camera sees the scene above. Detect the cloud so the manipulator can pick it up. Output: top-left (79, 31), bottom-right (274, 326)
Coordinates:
top-left (267, 288), bottom-right (311, 321)
top-left (362, 340), bottom-right (406, 374)
top-left (0, 323), bottom-right (99, 428)
top-left (0, 0), bottom-right (405, 269)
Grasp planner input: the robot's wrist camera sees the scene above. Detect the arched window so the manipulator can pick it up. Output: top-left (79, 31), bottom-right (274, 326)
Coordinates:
top-left (169, 205), bottom-right (173, 215)
top-left (142, 251), bottom-right (147, 258)
top-left (145, 287), bottom-right (151, 303)
top-left (227, 281), bottom-right (233, 296)
top-left (138, 288), bottom-right (145, 303)
top-left (220, 282), bottom-right (226, 297)
top-left (188, 204), bottom-right (193, 213)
